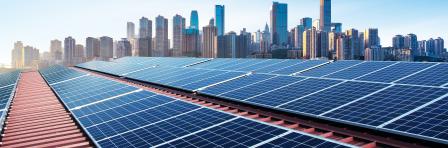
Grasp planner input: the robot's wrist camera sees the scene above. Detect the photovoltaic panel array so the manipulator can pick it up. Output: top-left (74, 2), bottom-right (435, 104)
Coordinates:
top-left (75, 57), bottom-right (448, 144)
top-left (40, 65), bottom-right (352, 148)
top-left (0, 70), bottom-right (21, 133)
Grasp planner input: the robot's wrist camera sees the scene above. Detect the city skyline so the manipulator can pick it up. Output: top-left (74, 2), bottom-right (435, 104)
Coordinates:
top-left (1, 0), bottom-right (448, 65)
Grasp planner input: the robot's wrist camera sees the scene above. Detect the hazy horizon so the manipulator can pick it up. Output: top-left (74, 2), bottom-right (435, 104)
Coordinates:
top-left (1, 0), bottom-right (447, 65)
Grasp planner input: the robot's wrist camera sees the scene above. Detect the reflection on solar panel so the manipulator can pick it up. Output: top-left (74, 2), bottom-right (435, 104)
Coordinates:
top-left (199, 74), bottom-right (276, 96)
top-left (297, 61), bottom-right (364, 77)
top-left (280, 81), bottom-right (390, 115)
top-left (382, 96), bottom-right (448, 144)
top-left (397, 63), bottom-right (448, 86)
top-left (179, 71), bottom-right (245, 91)
top-left (270, 60), bottom-right (328, 75)
top-left (246, 78), bottom-right (341, 107)
top-left (323, 85), bottom-right (448, 127)
top-left (324, 61), bottom-right (397, 80)
top-left (355, 62), bottom-right (436, 83)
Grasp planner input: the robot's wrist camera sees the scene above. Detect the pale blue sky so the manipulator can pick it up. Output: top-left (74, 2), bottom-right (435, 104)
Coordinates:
top-left (1, 0), bottom-right (447, 65)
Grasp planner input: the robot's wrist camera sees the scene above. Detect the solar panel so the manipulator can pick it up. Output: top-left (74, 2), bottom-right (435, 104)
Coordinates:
top-left (246, 78), bottom-right (342, 107)
top-left (322, 85), bottom-right (448, 127)
top-left (179, 71), bottom-right (245, 91)
top-left (324, 61), bottom-right (397, 80)
top-left (0, 85), bottom-right (15, 109)
top-left (165, 70), bottom-right (223, 86)
top-left (219, 76), bottom-right (305, 101)
top-left (254, 59), bottom-right (303, 74)
top-left (199, 74), bottom-right (277, 96)
top-left (382, 96), bottom-right (448, 144)
top-left (397, 63), bottom-right (448, 86)
top-left (220, 59), bottom-right (264, 71)
top-left (297, 61), bottom-right (364, 77)
top-left (257, 132), bottom-right (350, 148)
top-left (270, 60), bottom-right (328, 75)
top-left (279, 81), bottom-right (390, 115)
top-left (355, 62), bottom-right (436, 83)
top-left (234, 59), bottom-right (285, 72)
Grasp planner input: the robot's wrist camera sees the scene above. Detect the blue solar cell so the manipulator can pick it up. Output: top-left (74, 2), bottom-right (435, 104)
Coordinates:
top-left (279, 82), bottom-right (390, 115)
top-left (258, 132), bottom-right (349, 148)
top-left (235, 59), bottom-right (285, 72)
top-left (298, 61), bottom-right (364, 77)
top-left (271, 60), bottom-right (328, 75)
top-left (323, 85), bottom-right (448, 127)
top-left (220, 59), bottom-right (264, 71)
top-left (157, 118), bottom-right (287, 148)
top-left (219, 76), bottom-right (305, 101)
top-left (324, 61), bottom-right (397, 80)
top-left (246, 78), bottom-right (342, 107)
top-left (0, 85), bottom-right (17, 109)
top-left (179, 71), bottom-right (245, 91)
top-left (383, 97), bottom-right (448, 144)
top-left (254, 60), bottom-right (303, 74)
top-left (356, 62), bottom-right (435, 83)
top-left (166, 70), bottom-right (224, 87)
top-left (199, 74), bottom-right (277, 97)
top-left (397, 63), bottom-right (448, 86)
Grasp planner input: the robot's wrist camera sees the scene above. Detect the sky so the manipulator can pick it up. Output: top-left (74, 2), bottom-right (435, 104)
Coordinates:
top-left (1, 0), bottom-right (447, 65)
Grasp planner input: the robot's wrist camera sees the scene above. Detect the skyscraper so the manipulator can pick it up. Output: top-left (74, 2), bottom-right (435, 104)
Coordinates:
top-left (364, 28), bottom-right (380, 49)
top-left (155, 15), bottom-right (169, 57)
top-left (300, 17), bottom-right (312, 30)
top-left (270, 2), bottom-right (288, 47)
top-left (303, 28), bottom-right (317, 59)
top-left (202, 24), bottom-right (218, 58)
top-left (294, 25), bottom-right (305, 50)
top-left (236, 28), bottom-right (251, 58)
top-left (346, 28), bottom-right (360, 59)
top-left (86, 37), bottom-right (100, 60)
top-left (405, 34), bottom-right (418, 56)
top-left (127, 22), bottom-right (135, 39)
top-left (393, 35), bottom-right (405, 49)
top-left (183, 28), bottom-right (200, 57)
top-left (139, 17), bottom-right (152, 38)
top-left (331, 23), bottom-right (342, 33)
top-left (73, 44), bottom-right (85, 64)
top-left (99, 36), bottom-right (113, 60)
top-left (116, 38), bottom-right (132, 58)
top-left (320, 0), bottom-right (331, 32)
top-left (260, 24), bottom-right (271, 53)
top-left (50, 39), bottom-right (62, 63)
top-left (215, 5), bottom-right (225, 36)
top-left (434, 37), bottom-right (445, 57)
top-left (11, 41), bottom-right (24, 68)
top-left (173, 14), bottom-right (186, 57)
top-left (190, 10), bottom-right (199, 30)
top-left (64, 36), bottom-right (75, 66)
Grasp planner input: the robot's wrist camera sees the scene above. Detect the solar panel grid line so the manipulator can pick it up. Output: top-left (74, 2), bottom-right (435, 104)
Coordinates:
top-left (214, 75), bottom-right (285, 96)
top-left (320, 61), bottom-right (366, 77)
top-left (233, 59), bottom-right (273, 71)
top-left (195, 72), bottom-right (252, 92)
top-left (71, 89), bottom-right (143, 110)
top-left (352, 62), bottom-right (401, 80)
top-left (376, 91), bottom-right (448, 128)
top-left (214, 59), bottom-right (254, 70)
top-left (96, 107), bottom-right (204, 142)
top-left (391, 63), bottom-right (441, 83)
top-left (163, 70), bottom-right (220, 85)
top-left (151, 117), bottom-right (240, 148)
top-left (274, 80), bottom-right (347, 108)
top-left (50, 74), bottom-right (90, 85)
top-left (152, 69), bottom-right (205, 83)
top-left (0, 83), bottom-right (14, 89)
top-left (266, 60), bottom-right (307, 74)
top-left (193, 59), bottom-right (237, 69)
top-left (250, 60), bottom-right (288, 72)
top-left (179, 71), bottom-right (245, 88)
top-left (120, 66), bottom-right (156, 76)
top-left (83, 99), bottom-right (181, 129)
top-left (248, 131), bottom-right (294, 148)
top-left (182, 58), bottom-right (213, 67)
top-left (240, 77), bottom-right (311, 101)
top-left (290, 61), bottom-right (332, 76)
top-left (75, 93), bottom-right (160, 118)
top-left (319, 84), bottom-right (396, 116)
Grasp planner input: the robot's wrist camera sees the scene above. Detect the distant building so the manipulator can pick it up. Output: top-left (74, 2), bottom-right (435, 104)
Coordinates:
top-left (313, 19), bottom-right (320, 31)
top-left (139, 17), bottom-right (152, 39)
top-left (303, 28), bottom-right (317, 59)
top-left (127, 22), bottom-right (135, 39)
top-left (155, 15), bottom-right (169, 57)
top-left (86, 37), bottom-right (100, 60)
top-left (260, 24), bottom-right (271, 53)
top-left (99, 36), bottom-right (113, 60)
top-left (346, 28), bottom-right (361, 59)
top-left (64, 36), bottom-right (76, 66)
top-left (435, 37), bottom-right (445, 58)
top-left (116, 38), bottom-right (132, 58)
top-left (183, 28), bottom-right (200, 57)
top-left (23, 46), bottom-right (39, 68)
top-left (202, 24), bottom-right (218, 58)
top-left (172, 14), bottom-right (186, 57)
top-left (393, 35), bottom-right (405, 49)
top-left (316, 31), bottom-right (329, 58)
top-left (236, 28), bottom-right (251, 58)
top-left (190, 10), bottom-right (199, 30)
top-left (365, 46), bottom-right (384, 61)
top-left (215, 5), bottom-right (225, 36)
top-left (270, 2), bottom-right (288, 47)
top-left (50, 39), bottom-right (63, 64)
top-left (364, 28), bottom-right (380, 49)
top-left (331, 23), bottom-right (342, 33)
top-left (73, 44), bottom-right (85, 64)
top-left (405, 34), bottom-right (418, 56)
top-left (320, 0), bottom-right (332, 32)
top-left (300, 17), bottom-right (312, 30)
top-left (138, 37), bottom-right (152, 57)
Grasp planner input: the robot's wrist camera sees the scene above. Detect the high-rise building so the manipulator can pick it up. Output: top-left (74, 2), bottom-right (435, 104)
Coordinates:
top-left (365, 46), bottom-right (385, 61)
top-left (173, 14), bottom-right (186, 57)
top-left (404, 34), bottom-right (418, 56)
top-left (190, 10), bottom-right (199, 30)
top-left (99, 36), bottom-right (113, 60)
top-left (300, 17), bottom-right (312, 30)
top-left (139, 17), bottom-right (152, 38)
top-left (270, 2), bottom-right (288, 46)
top-left (73, 44), bottom-right (85, 64)
top-left (294, 25), bottom-right (305, 50)
top-left (225, 31), bottom-right (237, 58)
top-left (359, 32), bottom-right (365, 57)
top-left (202, 24), bottom-right (218, 58)
top-left (127, 22), bottom-right (135, 39)
top-left (138, 37), bottom-right (152, 57)
top-left (155, 15), bottom-right (169, 57)
top-left (303, 28), bottom-right (317, 59)
top-left (23, 46), bottom-right (39, 68)
top-left (11, 41), bottom-right (24, 68)
top-left (320, 0), bottom-right (331, 32)
top-left (364, 28), bottom-right (380, 49)
top-left (215, 5), bottom-right (225, 36)
top-left (316, 31), bottom-right (329, 58)
top-left (331, 23), bottom-right (342, 33)
top-left (393, 35), bottom-right (405, 49)
top-left (116, 38), bottom-right (132, 58)
top-left (435, 37), bottom-right (445, 57)
top-left (335, 35), bottom-right (350, 60)
top-left (50, 39), bottom-right (63, 63)
top-left (64, 36), bottom-right (76, 66)
top-left (426, 38), bottom-right (436, 56)
top-left (260, 24), bottom-right (271, 53)
top-left (86, 37), bottom-right (100, 60)
top-left (313, 19), bottom-right (320, 30)
top-left (346, 28), bottom-right (360, 59)
top-left (183, 28), bottom-right (200, 57)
